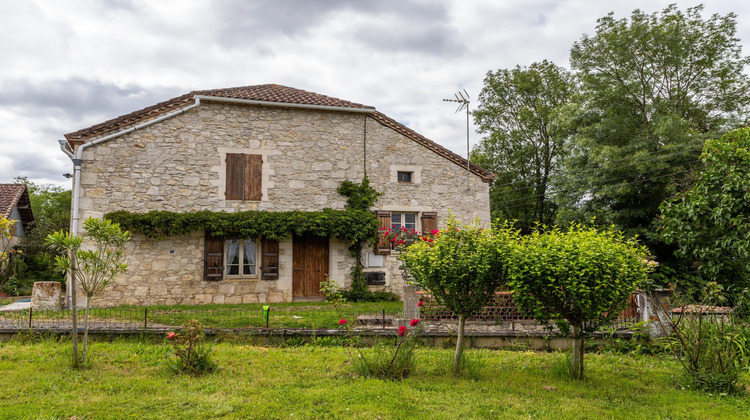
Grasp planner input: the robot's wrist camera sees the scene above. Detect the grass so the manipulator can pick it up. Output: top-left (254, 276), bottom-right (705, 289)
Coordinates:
top-left (1, 301), bottom-right (404, 330)
top-left (1, 337), bottom-right (748, 419)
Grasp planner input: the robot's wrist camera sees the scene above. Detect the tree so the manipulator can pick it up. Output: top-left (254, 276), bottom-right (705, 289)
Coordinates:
top-left (12, 177), bottom-right (71, 290)
top-left (400, 216), bottom-right (515, 371)
top-left (472, 60), bottom-right (576, 232)
top-left (46, 217), bottom-right (130, 365)
top-left (508, 224), bottom-right (651, 379)
top-left (559, 5), bottom-right (750, 255)
top-left (658, 128), bottom-right (750, 291)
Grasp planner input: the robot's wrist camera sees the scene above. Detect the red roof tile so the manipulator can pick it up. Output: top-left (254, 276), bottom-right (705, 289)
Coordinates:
top-left (0, 184), bottom-right (34, 231)
top-left (63, 84), bottom-right (495, 182)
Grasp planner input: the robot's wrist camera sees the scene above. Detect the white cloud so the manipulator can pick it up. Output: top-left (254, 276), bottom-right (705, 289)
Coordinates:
top-left (1, 0), bottom-right (750, 187)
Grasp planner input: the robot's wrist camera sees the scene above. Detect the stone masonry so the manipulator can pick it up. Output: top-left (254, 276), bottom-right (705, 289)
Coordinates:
top-left (74, 101), bottom-right (491, 307)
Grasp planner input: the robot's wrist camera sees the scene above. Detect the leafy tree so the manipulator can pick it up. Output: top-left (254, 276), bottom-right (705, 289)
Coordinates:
top-left (12, 177), bottom-right (71, 289)
top-left (508, 224), bottom-right (651, 379)
top-left (472, 60), bottom-right (576, 232)
top-left (46, 217), bottom-right (130, 365)
top-left (401, 216), bottom-right (516, 371)
top-left (558, 5), bottom-right (750, 255)
top-left (659, 128), bottom-right (750, 291)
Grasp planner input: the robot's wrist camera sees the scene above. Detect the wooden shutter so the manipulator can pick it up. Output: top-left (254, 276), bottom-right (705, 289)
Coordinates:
top-left (375, 210), bottom-right (391, 255)
top-left (204, 232), bottom-right (224, 281)
top-left (225, 153), bottom-right (244, 200)
top-left (261, 238), bottom-right (279, 280)
top-left (421, 212), bottom-right (438, 235)
top-left (245, 154), bottom-right (263, 201)
top-left (226, 153), bottom-right (263, 201)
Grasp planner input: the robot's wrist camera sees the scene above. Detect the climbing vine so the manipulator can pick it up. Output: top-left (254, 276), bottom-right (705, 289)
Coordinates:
top-left (104, 208), bottom-right (378, 245)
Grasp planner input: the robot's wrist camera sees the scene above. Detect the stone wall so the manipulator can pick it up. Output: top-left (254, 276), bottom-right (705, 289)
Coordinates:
top-left (75, 101), bottom-right (490, 306)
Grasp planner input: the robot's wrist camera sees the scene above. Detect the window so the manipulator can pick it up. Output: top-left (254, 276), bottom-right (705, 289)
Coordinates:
top-left (225, 238), bottom-right (257, 276)
top-left (397, 171), bottom-right (413, 183)
top-left (391, 212), bottom-right (416, 231)
top-left (204, 233), bottom-right (278, 281)
top-left (226, 153), bottom-right (262, 201)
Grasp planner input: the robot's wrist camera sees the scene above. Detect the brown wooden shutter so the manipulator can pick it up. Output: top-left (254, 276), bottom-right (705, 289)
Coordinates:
top-left (245, 154), bottom-right (263, 201)
top-left (421, 212), bottom-right (438, 235)
top-left (204, 232), bottom-right (225, 281)
top-left (225, 153), bottom-right (244, 200)
top-left (261, 238), bottom-right (279, 280)
top-left (375, 210), bottom-right (391, 255)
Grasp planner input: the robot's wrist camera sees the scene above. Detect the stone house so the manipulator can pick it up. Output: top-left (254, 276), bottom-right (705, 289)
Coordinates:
top-left (0, 184), bottom-right (34, 252)
top-left (61, 84), bottom-right (494, 307)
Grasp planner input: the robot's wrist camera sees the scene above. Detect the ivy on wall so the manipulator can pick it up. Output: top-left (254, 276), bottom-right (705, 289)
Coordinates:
top-left (104, 208), bottom-right (379, 244)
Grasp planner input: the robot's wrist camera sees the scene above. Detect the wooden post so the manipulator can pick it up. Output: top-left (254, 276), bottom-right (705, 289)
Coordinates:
top-left (28, 307), bottom-right (32, 329)
top-left (144, 308), bottom-right (148, 329)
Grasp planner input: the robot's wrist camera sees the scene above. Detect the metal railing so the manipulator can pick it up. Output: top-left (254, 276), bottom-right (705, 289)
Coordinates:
top-left (0, 305), bottom-right (406, 331)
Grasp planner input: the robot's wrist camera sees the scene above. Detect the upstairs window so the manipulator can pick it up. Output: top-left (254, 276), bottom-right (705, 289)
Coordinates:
top-left (391, 212), bottom-right (416, 231)
top-left (226, 153), bottom-right (262, 201)
top-left (397, 171), bottom-right (413, 183)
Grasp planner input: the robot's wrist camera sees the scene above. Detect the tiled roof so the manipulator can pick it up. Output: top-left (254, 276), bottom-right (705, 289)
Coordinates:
top-left (0, 184), bottom-right (34, 231)
top-left (63, 84), bottom-right (495, 182)
top-left (64, 84), bottom-right (373, 143)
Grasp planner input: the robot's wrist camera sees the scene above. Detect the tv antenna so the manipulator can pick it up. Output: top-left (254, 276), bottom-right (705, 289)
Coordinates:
top-left (443, 89), bottom-right (471, 191)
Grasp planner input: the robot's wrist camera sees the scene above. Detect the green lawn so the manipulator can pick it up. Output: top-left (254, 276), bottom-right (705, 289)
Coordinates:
top-left (2, 301), bottom-right (404, 330)
top-left (1, 338), bottom-right (748, 419)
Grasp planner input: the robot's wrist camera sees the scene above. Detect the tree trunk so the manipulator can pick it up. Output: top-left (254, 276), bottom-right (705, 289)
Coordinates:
top-left (70, 251), bottom-right (79, 368)
top-left (571, 323), bottom-right (585, 380)
top-left (82, 297), bottom-right (90, 364)
top-left (453, 314), bottom-right (466, 371)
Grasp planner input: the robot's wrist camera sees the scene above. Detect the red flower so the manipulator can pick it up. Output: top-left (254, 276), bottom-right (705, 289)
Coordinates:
top-left (339, 319), bottom-right (347, 325)
top-left (410, 319), bottom-right (419, 327)
top-left (390, 237), bottom-right (396, 242)
top-left (418, 301), bottom-right (423, 307)
top-left (428, 239), bottom-right (433, 243)
top-left (430, 229), bottom-right (440, 235)
top-left (398, 326), bottom-right (407, 336)
top-left (166, 332), bottom-right (176, 340)
top-left (398, 240), bottom-right (405, 245)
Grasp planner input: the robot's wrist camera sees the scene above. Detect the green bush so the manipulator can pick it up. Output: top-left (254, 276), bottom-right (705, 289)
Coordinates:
top-left (352, 332), bottom-right (419, 380)
top-left (657, 283), bottom-right (750, 395)
top-left (164, 320), bottom-right (218, 376)
top-left (508, 223), bottom-right (651, 379)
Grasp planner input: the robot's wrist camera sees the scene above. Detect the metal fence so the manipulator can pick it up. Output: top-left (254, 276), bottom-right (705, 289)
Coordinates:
top-left (418, 291), bottom-right (641, 330)
top-left (0, 305), bottom-right (406, 331)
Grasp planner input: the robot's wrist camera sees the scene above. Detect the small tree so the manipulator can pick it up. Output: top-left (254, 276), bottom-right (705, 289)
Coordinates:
top-left (46, 217), bottom-right (130, 364)
top-left (508, 224), bottom-right (651, 379)
top-left (401, 216), bottom-right (515, 371)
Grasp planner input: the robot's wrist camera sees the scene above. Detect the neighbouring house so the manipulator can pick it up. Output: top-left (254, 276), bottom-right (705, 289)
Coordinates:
top-left (61, 84), bottom-right (494, 307)
top-left (0, 184), bottom-right (34, 252)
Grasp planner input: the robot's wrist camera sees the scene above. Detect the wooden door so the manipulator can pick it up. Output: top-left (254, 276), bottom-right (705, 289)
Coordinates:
top-left (292, 235), bottom-right (329, 298)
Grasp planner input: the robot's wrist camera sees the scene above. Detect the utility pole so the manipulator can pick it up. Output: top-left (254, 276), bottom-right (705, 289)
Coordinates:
top-left (443, 90), bottom-right (471, 191)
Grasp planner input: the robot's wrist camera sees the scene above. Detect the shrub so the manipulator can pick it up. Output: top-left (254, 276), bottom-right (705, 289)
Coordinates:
top-left (352, 322), bottom-right (421, 380)
top-left (401, 216), bottom-right (516, 372)
top-left (653, 283), bottom-right (749, 394)
top-left (508, 223), bottom-right (651, 379)
top-left (321, 276), bottom-right (419, 380)
top-left (165, 320), bottom-right (217, 376)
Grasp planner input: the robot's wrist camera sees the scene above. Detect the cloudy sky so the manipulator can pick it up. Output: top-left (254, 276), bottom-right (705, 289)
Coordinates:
top-left (2, 0), bottom-right (749, 188)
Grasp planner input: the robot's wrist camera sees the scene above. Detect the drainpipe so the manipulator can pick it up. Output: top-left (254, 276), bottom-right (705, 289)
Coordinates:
top-left (58, 97), bottom-right (201, 308)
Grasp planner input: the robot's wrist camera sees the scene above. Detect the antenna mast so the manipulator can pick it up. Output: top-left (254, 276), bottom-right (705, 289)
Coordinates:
top-left (443, 89), bottom-right (471, 191)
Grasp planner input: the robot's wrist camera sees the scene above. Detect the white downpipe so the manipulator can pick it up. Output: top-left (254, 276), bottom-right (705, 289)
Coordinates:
top-left (61, 97), bottom-right (201, 308)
